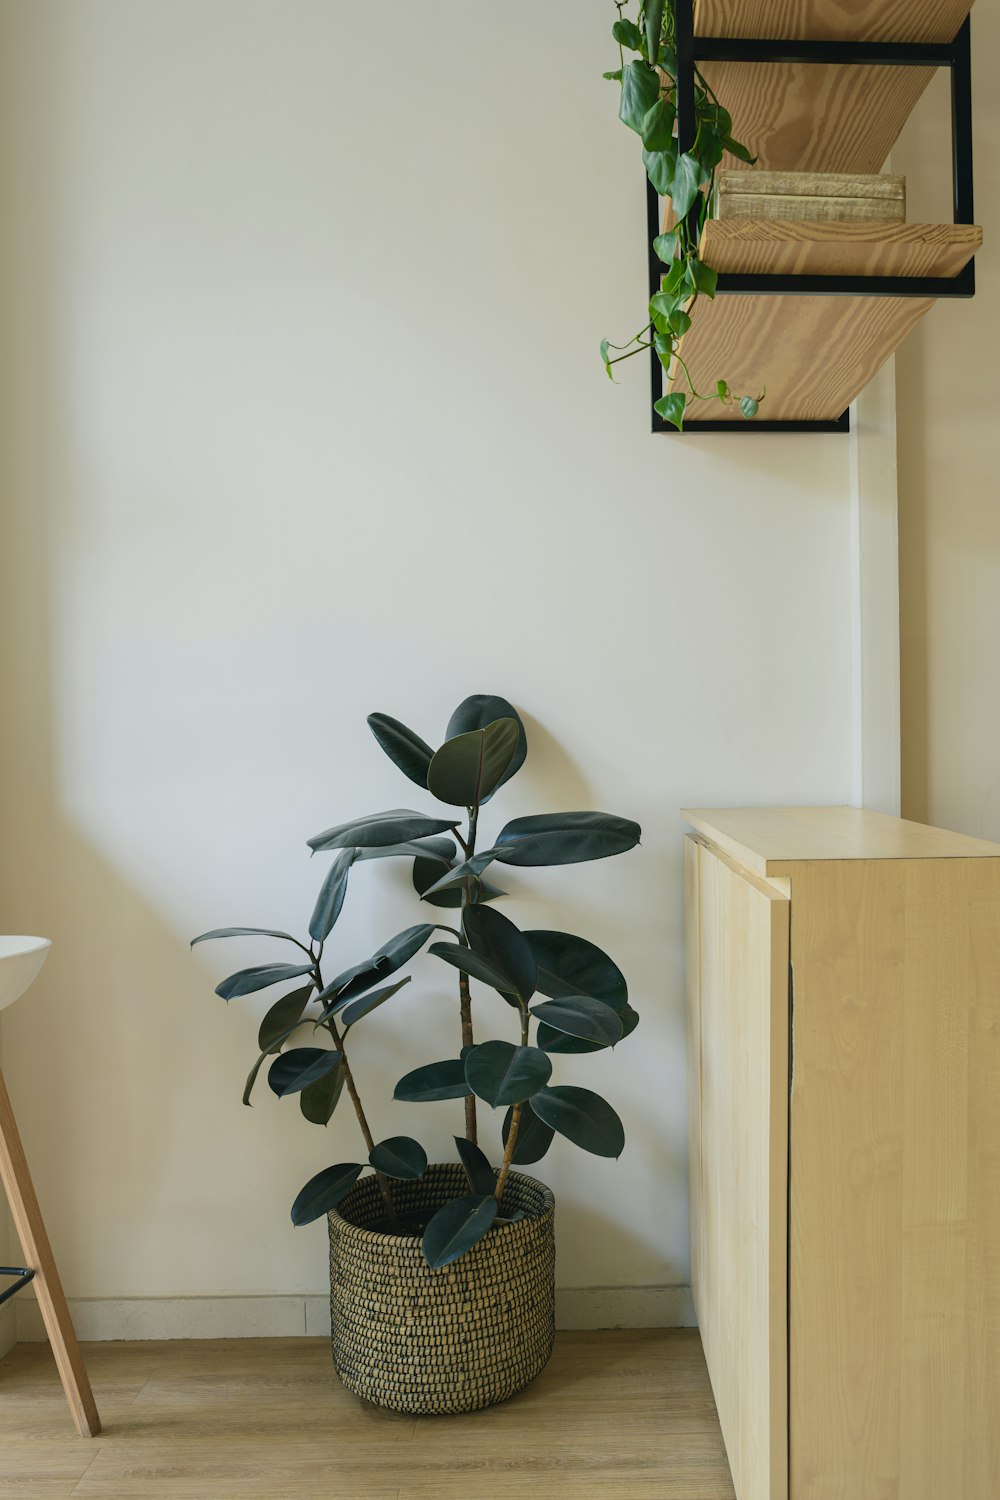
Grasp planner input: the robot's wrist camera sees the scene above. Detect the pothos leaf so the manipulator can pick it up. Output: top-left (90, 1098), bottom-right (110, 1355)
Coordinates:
top-left (655, 392), bottom-right (687, 431)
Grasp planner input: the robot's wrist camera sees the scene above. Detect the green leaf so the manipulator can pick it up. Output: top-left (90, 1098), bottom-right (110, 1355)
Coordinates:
top-left (309, 850), bottom-right (355, 944)
top-left (643, 147), bottom-right (677, 197)
top-left (644, 0), bottom-right (665, 63)
top-left (429, 941), bottom-right (520, 999)
top-left (619, 59), bottom-right (660, 134)
top-left (493, 811), bottom-right (641, 867)
top-left (600, 337), bottom-right (614, 381)
top-left (394, 1058), bottom-right (469, 1103)
top-left (354, 836), bottom-right (457, 865)
top-left (463, 906), bottom-right (537, 1003)
top-left (641, 96), bottom-right (676, 152)
top-left (697, 132), bottom-right (725, 176)
top-left (242, 1050), bottom-right (270, 1107)
top-left (412, 854), bottom-right (505, 909)
top-left (192, 927), bottom-right (304, 949)
top-left (669, 309), bottom-right (692, 336)
top-left (308, 809), bottom-right (458, 852)
top-left (538, 1002), bottom-right (640, 1055)
top-left (366, 713), bottom-right (433, 789)
top-left (531, 1085), bottom-right (625, 1158)
top-left (524, 931), bottom-right (628, 1011)
top-left (529, 997), bottom-right (624, 1047)
top-left (369, 1136), bottom-right (427, 1180)
top-left (502, 1099), bottom-right (555, 1165)
top-left (421, 1194), bottom-right (497, 1269)
top-left (658, 44), bottom-right (677, 71)
top-left (455, 1136), bottom-right (496, 1196)
top-left (215, 962), bottom-right (314, 1001)
top-left (258, 985), bottom-right (314, 1054)
top-left (445, 696), bottom-right (527, 793)
top-left (740, 395), bottom-right (759, 420)
top-left (602, 68), bottom-right (623, 82)
top-left (290, 1163), bottom-right (363, 1226)
top-left (670, 152), bottom-right (701, 220)
top-left (427, 718), bottom-right (520, 808)
top-left (465, 1041), bottom-right (552, 1109)
top-left (338, 975), bottom-right (411, 1029)
top-left (724, 135), bottom-right (757, 165)
top-left (689, 259), bottom-right (718, 297)
top-left (655, 391), bottom-right (686, 430)
top-left (267, 1047), bottom-right (342, 1097)
top-left (317, 924), bottom-right (434, 1011)
top-left (299, 1060), bottom-right (345, 1124)
top-left (611, 18), bottom-right (642, 51)
top-left (716, 378), bottom-right (730, 400)
top-left (653, 230), bottom-right (679, 263)
top-left (418, 849), bottom-right (501, 899)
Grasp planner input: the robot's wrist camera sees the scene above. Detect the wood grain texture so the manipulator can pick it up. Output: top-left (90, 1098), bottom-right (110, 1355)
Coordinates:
top-left (682, 806), bottom-right (1000, 875)
top-left (685, 836), bottom-right (788, 1500)
top-left (787, 858), bottom-right (1000, 1498)
top-left (699, 219), bottom-right (981, 278)
top-left (0, 1331), bottom-right (738, 1500)
top-left (0, 1070), bottom-right (101, 1438)
top-left (695, 0), bottom-right (975, 44)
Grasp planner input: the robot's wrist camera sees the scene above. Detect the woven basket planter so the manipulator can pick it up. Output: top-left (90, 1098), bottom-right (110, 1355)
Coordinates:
top-left (327, 1163), bottom-right (555, 1414)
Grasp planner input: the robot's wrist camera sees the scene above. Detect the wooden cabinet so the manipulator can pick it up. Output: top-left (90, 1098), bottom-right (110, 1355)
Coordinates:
top-left (683, 807), bottom-right (1000, 1500)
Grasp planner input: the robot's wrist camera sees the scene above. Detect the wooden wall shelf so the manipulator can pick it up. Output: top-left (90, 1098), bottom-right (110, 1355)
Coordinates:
top-left (649, 0), bottom-right (980, 432)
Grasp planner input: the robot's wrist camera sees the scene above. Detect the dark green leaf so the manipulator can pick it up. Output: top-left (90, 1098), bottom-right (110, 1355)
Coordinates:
top-left (354, 836), bottom-right (456, 864)
top-left (493, 811), bottom-right (641, 867)
top-left (643, 147), bottom-right (677, 197)
top-left (740, 395), bottom-right (759, 419)
top-left (724, 135), bottom-right (757, 165)
top-left (641, 96), bottom-right (675, 152)
top-left (192, 927), bottom-right (305, 950)
top-left (366, 713), bottom-right (433, 789)
top-left (697, 132), bottom-right (725, 175)
top-left (428, 940), bottom-right (519, 998)
top-left (653, 230), bottom-right (679, 263)
top-left (455, 1136), bottom-right (496, 1196)
top-left (215, 962), bottom-right (314, 1001)
top-left (369, 1136), bottom-right (427, 1180)
top-left (611, 18), bottom-right (642, 51)
top-left (669, 309), bottom-right (692, 336)
top-left (242, 1051), bottom-right (269, 1107)
top-left (465, 1041), bottom-right (552, 1108)
top-left (619, 59), bottom-right (660, 134)
top-left (290, 1162), bottom-right (362, 1226)
top-left (524, 930), bottom-right (628, 1011)
top-left (258, 985), bottom-right (314, 1054)
top-left (299, 1060), bottom-right (345, 1124)
top-left (538, 1002), bottom-right (640, 1055)
top-left (689, 259), bottom-right (718, 297)
top-left (658, 44), bottom-right (677, 71)
top-left (308, 809), bottom-right (458, 852)
top-left (309, 850), bottom-right (355, 944)
top-left (421, 1194), bottom-right (497, 1269)
top-left (445, 696), bottom-right (527, 793)
top-left (670, 151), bottom-right (701, 220)
top-left (412, 855), bottom-right (505, 909)
top-left (529, 996), bottom-right (623, 1047)
top-left (502, 1100), bottom-right (554, 1165)
top-left (338, 975), bottom-right (411, 1029)
top-left (531, 1085), bottom-right (625, 1158)
top-left (394, 1058), bottom-right (469, 1103)
top-left (317, 924), bottom-right (434, 1011)
top-left (655, 391), bottom-right (686, 430)
top-left (644, 0), bottom-right (665, 63)
top-left (267, 1047), bottom-right (341, 1097)
top-left (463, 906), bottom-right (537, 1002)
top-left (427, 718), bottom-right (520, 808)
top-left (418, 850), bottom-right (501, 899)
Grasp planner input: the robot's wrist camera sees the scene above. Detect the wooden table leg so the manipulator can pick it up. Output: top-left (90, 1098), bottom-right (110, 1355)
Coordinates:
top-left (0, 1069), bottom-right (100, 1436)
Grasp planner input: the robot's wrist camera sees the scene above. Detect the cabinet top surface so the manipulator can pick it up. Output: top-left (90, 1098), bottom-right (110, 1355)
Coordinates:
top-left (683, 806), bottom-right (1000, 875)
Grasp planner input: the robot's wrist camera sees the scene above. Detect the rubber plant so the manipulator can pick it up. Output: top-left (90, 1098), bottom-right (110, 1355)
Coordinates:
top-left (601, 0), bottom-right (763, 428)
top-left (193, 695), bottom-right (641, 1269)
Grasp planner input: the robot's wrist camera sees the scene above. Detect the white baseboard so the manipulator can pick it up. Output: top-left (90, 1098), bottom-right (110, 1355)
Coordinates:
top-left (13, 1285), bottom-right (695, 1343)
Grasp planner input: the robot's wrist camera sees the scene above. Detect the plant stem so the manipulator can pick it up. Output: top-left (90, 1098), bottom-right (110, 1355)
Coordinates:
top-left (458, 802), bottom-right (480, 1144)
top-left (494, 1005), bottom-right (530, 1208)
top-left (313, 964), bottom-right (399, 1230)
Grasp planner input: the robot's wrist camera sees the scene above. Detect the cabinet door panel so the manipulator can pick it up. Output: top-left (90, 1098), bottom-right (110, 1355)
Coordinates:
top-left (686, 836), bottom-right (789, 1500)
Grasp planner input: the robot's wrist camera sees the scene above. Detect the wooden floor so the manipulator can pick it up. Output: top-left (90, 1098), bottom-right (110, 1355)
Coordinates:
top-left (0, 1330), bottom-right (735, 1499)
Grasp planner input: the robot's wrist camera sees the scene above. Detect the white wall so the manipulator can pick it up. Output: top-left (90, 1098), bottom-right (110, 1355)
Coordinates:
top-left (894, 7), bottom-right (1000, 839)
top-left (0, 0), bottom-right (854, 1325)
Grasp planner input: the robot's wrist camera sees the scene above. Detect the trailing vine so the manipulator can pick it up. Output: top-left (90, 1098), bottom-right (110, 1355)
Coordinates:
top-left (602, 0), bottom-right (764, 429)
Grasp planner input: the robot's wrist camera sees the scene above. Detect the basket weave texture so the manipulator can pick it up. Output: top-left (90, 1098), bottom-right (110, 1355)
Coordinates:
top-left (328, 1164), bottom-right (555, 1414)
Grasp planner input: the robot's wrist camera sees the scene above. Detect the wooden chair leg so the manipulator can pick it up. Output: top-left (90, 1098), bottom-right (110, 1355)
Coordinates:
top-left (0, 1069), bottom-right (100, 1437)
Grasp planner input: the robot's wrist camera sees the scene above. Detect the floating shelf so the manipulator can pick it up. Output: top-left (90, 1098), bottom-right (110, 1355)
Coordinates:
top-left (650, 0), bottom-right (981, 432)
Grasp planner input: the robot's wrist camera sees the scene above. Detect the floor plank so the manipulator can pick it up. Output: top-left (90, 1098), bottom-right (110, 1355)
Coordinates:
top-left (0, 1330), bottom-right (735, 1500)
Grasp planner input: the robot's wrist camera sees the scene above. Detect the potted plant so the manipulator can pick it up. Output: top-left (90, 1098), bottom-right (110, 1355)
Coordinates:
top-left (193, 695), bottom-right (641, 1414)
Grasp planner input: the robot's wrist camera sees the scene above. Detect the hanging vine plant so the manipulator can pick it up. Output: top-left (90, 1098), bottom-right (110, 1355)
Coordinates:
top-left (602, 0), bottom-right (763, 429)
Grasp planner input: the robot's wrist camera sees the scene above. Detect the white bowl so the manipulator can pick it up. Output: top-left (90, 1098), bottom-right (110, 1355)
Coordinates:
top-left (0, 937), bottom-right (51, 1012)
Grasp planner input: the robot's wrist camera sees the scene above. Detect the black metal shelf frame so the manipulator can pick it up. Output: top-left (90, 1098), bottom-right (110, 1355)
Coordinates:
top-left (650, 3), bottom-right (976, 432)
